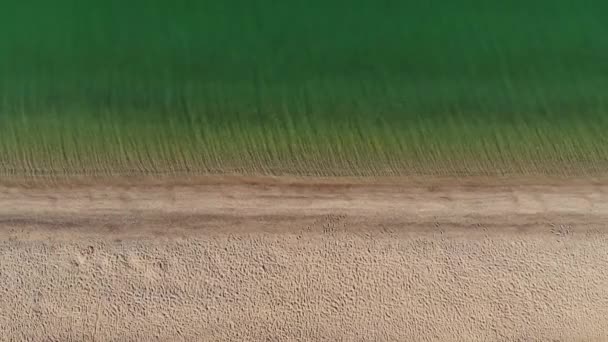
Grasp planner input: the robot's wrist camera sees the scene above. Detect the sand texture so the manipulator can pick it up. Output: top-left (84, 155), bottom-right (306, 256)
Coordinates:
top-left (1, 176), bottom-right (607, 341)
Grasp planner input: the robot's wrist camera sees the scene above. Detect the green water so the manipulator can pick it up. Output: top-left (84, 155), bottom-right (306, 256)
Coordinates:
top-left (1, 1), bottom-right (607, 176)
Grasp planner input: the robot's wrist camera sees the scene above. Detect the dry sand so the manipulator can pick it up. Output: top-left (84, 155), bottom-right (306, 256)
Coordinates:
top-left (1, 176), bottom-right (608, 341)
